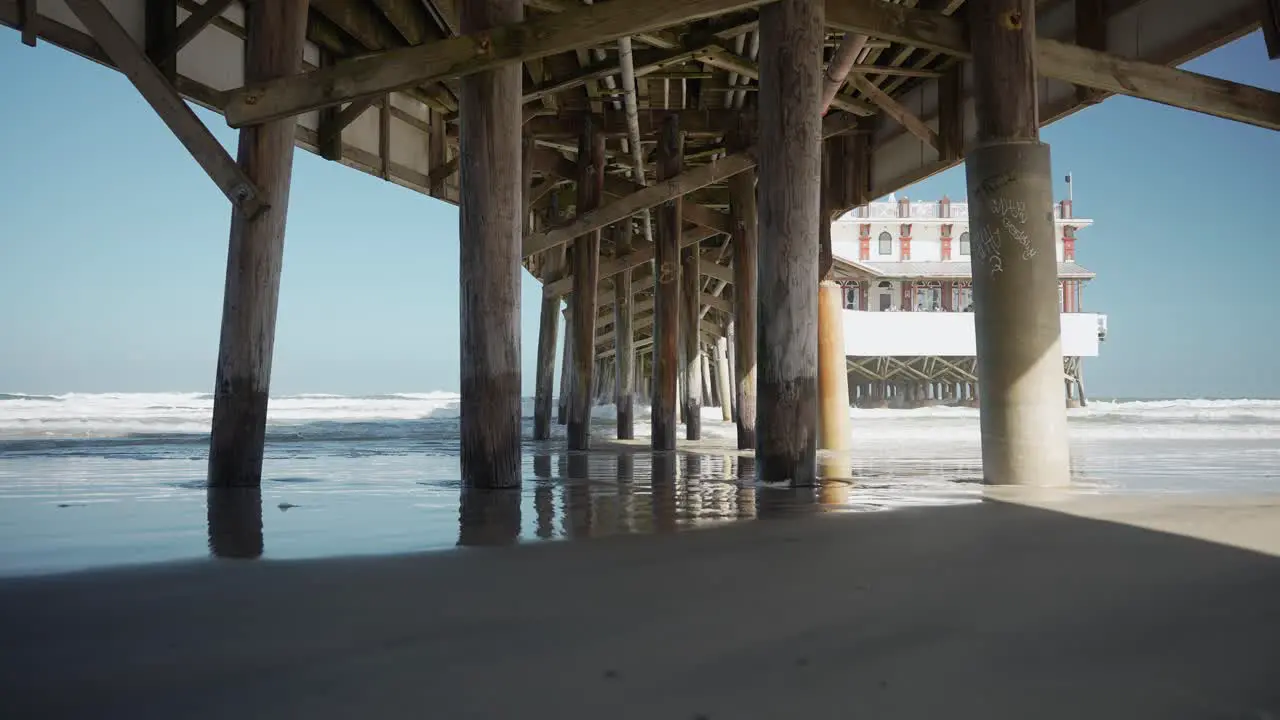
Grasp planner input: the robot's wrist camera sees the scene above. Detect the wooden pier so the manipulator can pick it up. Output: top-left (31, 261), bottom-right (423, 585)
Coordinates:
top-left (6, 0), bottom-right (1278, 488)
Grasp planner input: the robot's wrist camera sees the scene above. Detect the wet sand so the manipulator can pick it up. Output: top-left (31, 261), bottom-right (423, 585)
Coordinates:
top-left (3, 490), bottom-right (1280, 719)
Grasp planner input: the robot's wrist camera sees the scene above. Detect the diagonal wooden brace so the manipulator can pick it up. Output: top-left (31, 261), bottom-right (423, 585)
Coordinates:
top-left (63, 0), bottom-right (267, 218)
top-left (153, 0), bottom-right (235, 65)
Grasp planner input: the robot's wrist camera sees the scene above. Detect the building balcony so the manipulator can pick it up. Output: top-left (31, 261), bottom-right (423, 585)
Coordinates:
top-left (843, 310), bottom-right (1106, 358)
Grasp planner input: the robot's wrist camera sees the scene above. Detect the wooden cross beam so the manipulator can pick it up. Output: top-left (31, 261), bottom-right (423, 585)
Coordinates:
top-left (524, 46), bottom-right (710, 106)
top-left (700, 261), bottom-right (733, 285)
top-left (695, 46), bottom-right (875, 116)
top-left (524, 111), bottom-right (859, 260)
top-left (828, 0), bottom-right (1280, 132)
top-left (154, 0), bottom-right (235, 64)
top-left (1037, 38), bottom-right (1280, 131)
top-left (536, 148), bottom-right (729, 233)
top-left (318, 96), bottom-right (382, 159)
top-left (224, 0), bottom-right (772, 127)
top-left (526, 109), bottom-right (746, 139)
top-left (63, 0), bottom-right (266, 217)
top-left (523, 152), bottom-right (755, 258)
top-left (522, 16), bottom-right (756, 106)
top-left (596, 311), bottom-right (703, 347)
top-left (544, 227), bottom-right (718, 298)
top-left (847, 65), bottom-right (943, 78)
top-left (598, 315), bottom-right (722, 353)
top-left (848, 74), bottom-right (939, 149)
top-left (595, 293), bottom-right (731, 330)
top-left (826, 0), bottom-right (966, 57)
top-left (425, 155), bottom-right (461, 189)
top-left (423, 0), bottom-right (459, 37)
top-left (369, 0), bottom-right (439, 46)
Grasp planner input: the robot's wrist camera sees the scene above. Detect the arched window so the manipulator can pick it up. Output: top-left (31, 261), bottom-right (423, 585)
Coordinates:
top-left (878, 231), bottom-right (892, 256)
top-left (958, 231), bottom-right (971, 256)
top-left (876, 280), bottom-right (893, 311)
top-left (843, 281), bottom-right (861, 310)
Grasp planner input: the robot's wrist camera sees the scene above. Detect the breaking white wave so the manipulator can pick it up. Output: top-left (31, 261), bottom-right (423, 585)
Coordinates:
top-left (1, 393), bottom-right (1279, 441)
top-left (0, 392), bottom-right (468, 438)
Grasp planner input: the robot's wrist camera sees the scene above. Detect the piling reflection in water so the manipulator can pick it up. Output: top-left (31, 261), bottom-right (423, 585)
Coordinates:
top-left (533, 453), bottom-right (553, 479)
top-left (533, 454), bottom-right (556, 540)
top-left (206, 487), bottom-right (264, 560)
top-left (651, 451), bottom-right (680, 533)
top-left (469, 448), bottom-right (1004, 552)
top-left (562, 457), bottom-right (594, 539)
top-left (195, 448), bottom-right (1006, 562)
top-left (457, 488), bottom-right (522, 547)
top-left (755, 485), bottom-right (821, 519)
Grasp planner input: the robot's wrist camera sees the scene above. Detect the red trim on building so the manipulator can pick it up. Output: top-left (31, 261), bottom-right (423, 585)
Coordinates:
top-left (859, 224), bottom-right (871, 261)
top-left (900, 223), bottom-right (912, 261)
top-left (941, 281), bottom-right (953, 311)
top-left (1063, 225), bottom-right (1076, 261)
top-left (940, 223), bottom-right (953, 261)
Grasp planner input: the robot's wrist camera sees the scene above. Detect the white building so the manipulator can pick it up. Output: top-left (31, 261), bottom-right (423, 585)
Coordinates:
top-left (830, 196), bottom-right (1105, 407)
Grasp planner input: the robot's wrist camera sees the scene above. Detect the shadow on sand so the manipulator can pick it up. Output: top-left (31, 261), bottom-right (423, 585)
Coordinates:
top-left (3, 460), bottom-right (1279, 718)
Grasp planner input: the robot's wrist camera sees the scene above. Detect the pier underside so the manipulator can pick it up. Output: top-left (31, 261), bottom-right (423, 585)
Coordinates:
top-left (4, 0), bottom-right (1277, 486)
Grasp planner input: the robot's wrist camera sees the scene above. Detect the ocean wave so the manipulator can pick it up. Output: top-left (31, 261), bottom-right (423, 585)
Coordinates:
top-left (1, 392), bottom-right (1278, 441)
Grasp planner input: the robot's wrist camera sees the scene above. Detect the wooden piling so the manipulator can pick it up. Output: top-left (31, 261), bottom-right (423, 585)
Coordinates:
top-left (966, 0), bottom-right (1070, 486)
top-left (533, 288), bottom-right (561, 440)
top-left (726, 320), bottom-right (738, 422)
top-left (817, 280), bottom-right (850, 450)
top-left (613, 224), bottom-right (636, 439)
top-left (756, 0), bottom-right (822, 485)
top-left (558, 301), bottom-right (572, 425)
top-left (568, 115), bottom-right (604, 451)
top-left (676, 374), bottom-right (684, 425)
top-left (706, 345), bottom-right (716, 407)
top-left (651, 116), bottom-right (683, 450)
top-left (207, 0), bottom-right (307, 488)
top-left (817, 150), bottom-right (850, 452)
top-left (681, 242), bottom-right (702, 441)
top-left (532, 138), bottom-right (560, 441)
top-left (456, 0), bottom-right (524, 488)
top-left (728, 164), bottom-right (757, 450)
top-left (715, 336), bottom-right (733, 422)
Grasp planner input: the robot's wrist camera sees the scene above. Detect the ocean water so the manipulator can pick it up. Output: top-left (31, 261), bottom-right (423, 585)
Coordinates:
top-left (1, 392), bottom-right (1278, 576)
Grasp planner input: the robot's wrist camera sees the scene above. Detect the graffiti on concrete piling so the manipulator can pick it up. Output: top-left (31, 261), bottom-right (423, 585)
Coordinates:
top-left (975, 225), bottom-right (1005, 278)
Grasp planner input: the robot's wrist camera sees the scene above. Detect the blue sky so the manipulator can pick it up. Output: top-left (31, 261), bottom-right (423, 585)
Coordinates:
top-left (1, 29), bottom-right (1277, 399)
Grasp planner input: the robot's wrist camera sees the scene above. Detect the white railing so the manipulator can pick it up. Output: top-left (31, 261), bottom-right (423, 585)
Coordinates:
top-left (842, 201), bottom-right (970, 220)
top-left (841, 201), bottom-right (1074, 222)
